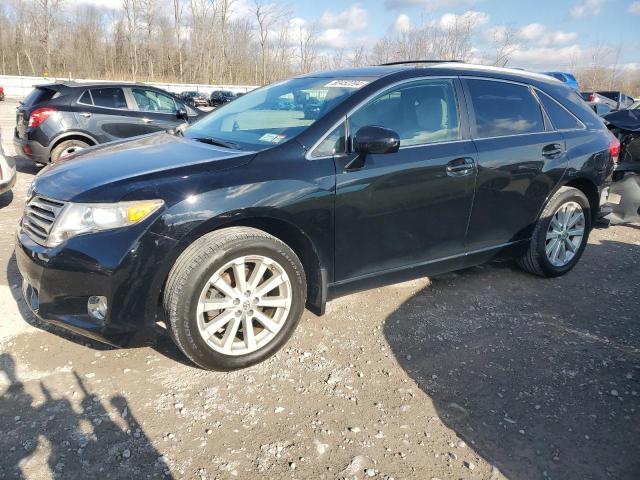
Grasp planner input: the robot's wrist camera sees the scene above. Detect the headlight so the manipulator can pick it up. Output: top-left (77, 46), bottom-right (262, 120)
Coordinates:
top-left (47, 199), bottom-right (164, 247)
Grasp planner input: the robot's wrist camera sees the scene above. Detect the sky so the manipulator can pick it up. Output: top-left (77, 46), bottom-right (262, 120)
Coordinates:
top-left (72, 0), bottom-right (640, 71)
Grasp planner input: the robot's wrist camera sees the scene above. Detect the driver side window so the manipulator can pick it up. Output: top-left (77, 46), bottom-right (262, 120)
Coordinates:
top-left (348, 79), bottom-right (460, 149)
top-left (132, 88), bottom-right (178, 113)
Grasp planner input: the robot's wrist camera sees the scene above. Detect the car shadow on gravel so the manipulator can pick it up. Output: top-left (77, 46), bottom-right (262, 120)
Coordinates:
top-left (13, 154), bottom-right (41, 175)
top-left (6, 253), bottom-right (195, 367)
top-left (0, 190), bottom-right (13, 208)
top-left (0, 352), bottom-right (174, 478)
top-left (384, 240), bottom-right (640, 480)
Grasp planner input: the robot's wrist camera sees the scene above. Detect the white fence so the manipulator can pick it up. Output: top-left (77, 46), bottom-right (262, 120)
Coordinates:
top-left (0, 75), bottom-right (258, 98)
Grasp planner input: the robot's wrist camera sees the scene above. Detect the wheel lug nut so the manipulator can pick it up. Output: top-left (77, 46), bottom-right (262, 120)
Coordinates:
top-left (244, 290), bottom-right (251, 297)
top-left (235, 310), bottom-right (242, 317)
top-left (233, 298), bottom-right (240, 306)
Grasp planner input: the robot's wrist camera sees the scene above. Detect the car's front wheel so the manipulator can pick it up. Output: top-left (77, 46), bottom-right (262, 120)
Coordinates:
top-left (517, 186), bottom-right (591, 277)
top-left (163, 227), bottom-right (307, 370)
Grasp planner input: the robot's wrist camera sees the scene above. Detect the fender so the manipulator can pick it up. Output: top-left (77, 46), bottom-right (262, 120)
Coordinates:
top-left (46, 129), bottom-right (100, 151)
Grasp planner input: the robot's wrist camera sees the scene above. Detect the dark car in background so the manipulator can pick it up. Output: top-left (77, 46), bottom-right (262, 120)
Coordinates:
top-left (179, 90), bottom-right (209, 108)
top-left (17, 63), bottom-right (617, 370)
top-left (14, 82), bottom-right (206, 164)
top-left (582, 91), bottom-right (634, 111)
top-left (209, 90), bottom-right (236, 108)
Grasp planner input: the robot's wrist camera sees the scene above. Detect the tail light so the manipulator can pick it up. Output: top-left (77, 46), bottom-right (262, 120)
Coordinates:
top-left (588, 94), bottom-right (595, 102)
top-left (28, 107), bottom-right (57, 128)
top-left (608, 133), bottom-right (620, 163)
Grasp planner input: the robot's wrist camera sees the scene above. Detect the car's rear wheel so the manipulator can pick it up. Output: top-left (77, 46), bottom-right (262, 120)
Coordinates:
top-left (517, 186), bottom-right (591, 277)
top-left (50, 139), bottom-right (90, 162)
top-left (163, 227), bottom-right (306, 370)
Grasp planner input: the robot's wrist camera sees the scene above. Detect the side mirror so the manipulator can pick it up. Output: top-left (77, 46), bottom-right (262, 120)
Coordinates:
top-left (354, 125), bottom-right (400, 155)
top-left (177, 107), bottom-right (188, 120)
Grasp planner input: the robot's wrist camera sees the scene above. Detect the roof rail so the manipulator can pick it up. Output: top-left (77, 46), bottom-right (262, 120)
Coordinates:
top-left (379, 60), bottom-right (464, 66)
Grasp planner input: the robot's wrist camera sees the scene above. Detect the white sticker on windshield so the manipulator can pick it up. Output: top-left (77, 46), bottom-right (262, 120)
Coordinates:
top-left (324, 80), bottom-right (370, 89)
top-left (259, 133), bottom-right (287, 144)
top-left (259, 133), bottom-right (278, 142)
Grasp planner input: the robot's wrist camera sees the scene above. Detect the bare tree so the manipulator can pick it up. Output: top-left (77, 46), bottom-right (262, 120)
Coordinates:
top-left (32, 0), bottom-right (63, 74)
top-left (172, 0), bottom-right (184, 81)
top-left (489, 26), bottom-right (517, 67)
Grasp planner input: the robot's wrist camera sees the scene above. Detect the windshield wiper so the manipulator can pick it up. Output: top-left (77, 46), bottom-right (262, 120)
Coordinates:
top-left (191, 136), bottom-right (240, 150)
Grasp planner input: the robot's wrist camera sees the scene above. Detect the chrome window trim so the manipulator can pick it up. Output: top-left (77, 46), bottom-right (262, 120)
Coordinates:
top-left (306, 75), bottom-right (460, 160)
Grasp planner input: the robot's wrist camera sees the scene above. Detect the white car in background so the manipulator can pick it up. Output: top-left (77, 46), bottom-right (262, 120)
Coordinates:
top-left (0, 136), bottom-right (17, 196)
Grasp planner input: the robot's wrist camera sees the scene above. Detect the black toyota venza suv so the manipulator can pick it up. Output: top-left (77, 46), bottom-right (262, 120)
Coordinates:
top-left (14, 82), bottom-right (205, 164)
top-left (17, 63), bottom-right (618, 370)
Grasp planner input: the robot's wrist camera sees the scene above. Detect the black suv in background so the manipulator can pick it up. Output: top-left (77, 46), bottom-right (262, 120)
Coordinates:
top-left (179, 91), bottom-right (209, 108)
top-left (14, 82), bottom-right (206, 164)
top-left (209, 90), bottom-right (237, 108)
top-left (17, 63), bottom-right (617, 370)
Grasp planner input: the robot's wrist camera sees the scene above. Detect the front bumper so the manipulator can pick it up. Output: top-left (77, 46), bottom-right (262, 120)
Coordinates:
top-left (13, 134), bottom-right (50, 164)
top-left (15, 223), bottom-right (179, 347)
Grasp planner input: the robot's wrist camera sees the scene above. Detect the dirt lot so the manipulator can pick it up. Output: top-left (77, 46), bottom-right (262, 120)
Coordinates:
top-left (0, 96), bottom-right (639, 480)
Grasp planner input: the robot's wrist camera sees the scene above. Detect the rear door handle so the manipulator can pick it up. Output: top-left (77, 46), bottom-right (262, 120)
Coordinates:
top-left (542, 143), bottom-right (565, 159)
top-left (446, 157), bottom-right (475, 177)
top-left (80, 112), bottom-right (92, 118)
top-left (142, 118), bottom-right (153, 124)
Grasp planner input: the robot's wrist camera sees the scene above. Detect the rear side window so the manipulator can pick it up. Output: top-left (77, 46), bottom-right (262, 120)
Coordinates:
top-left (466, 79), bottom-right (544, 138)
top-left (91, 88), bottom-right (128, 109)
top-left (537, 91), bottom-right (582, 130)
top-left (23, 87), bottom-right (57, 107)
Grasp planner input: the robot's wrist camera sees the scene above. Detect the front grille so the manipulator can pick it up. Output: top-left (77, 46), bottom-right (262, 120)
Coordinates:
top-left (22, 195), bottom-right (66, 245)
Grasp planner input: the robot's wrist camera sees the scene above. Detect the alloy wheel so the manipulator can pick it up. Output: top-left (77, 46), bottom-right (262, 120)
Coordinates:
top-left (196, 255), bottom-right (292, 356)
top-left (545, 201), bottom-right (585, 267)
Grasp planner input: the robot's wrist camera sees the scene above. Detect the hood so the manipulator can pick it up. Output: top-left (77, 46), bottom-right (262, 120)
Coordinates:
top-left (604, 108), bottom-right (640, 132)
top-left (33, 132), bottom-right (254, 202)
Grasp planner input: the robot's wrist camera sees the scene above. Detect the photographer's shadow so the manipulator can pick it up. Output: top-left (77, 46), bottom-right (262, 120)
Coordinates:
top-left (0, 353), bottom-right (174, 478)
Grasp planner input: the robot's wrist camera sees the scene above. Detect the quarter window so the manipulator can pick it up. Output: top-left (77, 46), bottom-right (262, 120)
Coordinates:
top-left (311, 122), bottom-right (346, 158)
top-left (537, 91), bottom-right (582, 130)
top-left (466, 79), bottom-right (545, 138)
top-left (78, 90), bottom-right (93, 105)
top-left (132, 88), bottom-right (178, 113)
top-left (349, 79), bottom-right (460, 148)
top-left (91, 88), bottom-right (128, 109)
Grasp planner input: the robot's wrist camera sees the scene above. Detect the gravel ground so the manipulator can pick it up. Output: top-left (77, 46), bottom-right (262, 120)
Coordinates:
top-left (0, 97), bottom-right (639, 480)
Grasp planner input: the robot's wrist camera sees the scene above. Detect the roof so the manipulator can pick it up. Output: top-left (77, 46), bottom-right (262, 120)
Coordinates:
top-left (296, 62), bottom-right (561, 87)
top-left (37, 81), bottom-right (149, 89)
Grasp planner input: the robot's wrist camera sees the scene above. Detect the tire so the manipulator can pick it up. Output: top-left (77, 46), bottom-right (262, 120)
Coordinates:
top-left (163, 227), bottom-right (307, 370)
top-left (517, 186), bottom-right (591, 277)
top-left (50, 139), bottom-right (90, 163)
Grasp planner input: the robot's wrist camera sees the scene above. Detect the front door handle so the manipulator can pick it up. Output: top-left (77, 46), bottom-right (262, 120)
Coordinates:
top-left (446, 157), bottom-right (475, 177)
top-left (80, 112), bottom-right (92, 118)
top-left (142, 118), bottom-right (153, 124)
top-left (542, 143), bottom-right (564, 159)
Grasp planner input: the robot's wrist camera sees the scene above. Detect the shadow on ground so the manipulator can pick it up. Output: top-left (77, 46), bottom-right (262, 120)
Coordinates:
top-left (0, 353), bottom-right (174, 479)
top-left (384, 236), bottom-right (640, 480)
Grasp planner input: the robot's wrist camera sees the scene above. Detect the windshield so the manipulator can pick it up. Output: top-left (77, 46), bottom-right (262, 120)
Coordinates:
top-left (184, 77), bottom-right (371, 150)
top-left (630, 101), bottom-right (640, 110)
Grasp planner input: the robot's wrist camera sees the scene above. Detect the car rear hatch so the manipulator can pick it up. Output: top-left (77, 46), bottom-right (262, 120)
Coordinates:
top-left (15, 86), bottom-right (60, 139)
